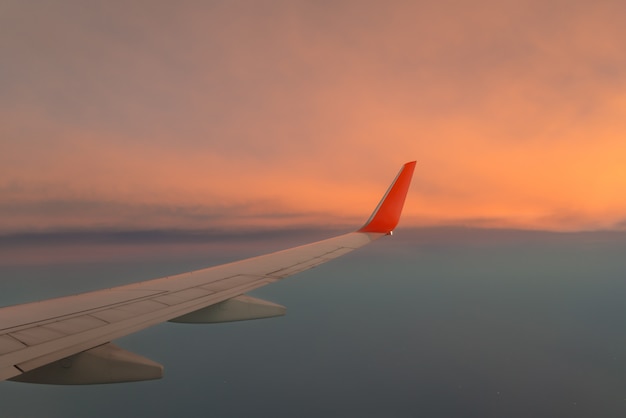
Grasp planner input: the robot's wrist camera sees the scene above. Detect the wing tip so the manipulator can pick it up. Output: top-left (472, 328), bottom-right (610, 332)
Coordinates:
top-left (357, 161), bottom-right (416, 234)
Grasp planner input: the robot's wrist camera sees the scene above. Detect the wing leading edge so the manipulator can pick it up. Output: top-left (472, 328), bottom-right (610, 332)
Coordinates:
top-left (0, 161), bottom-right (416, 384)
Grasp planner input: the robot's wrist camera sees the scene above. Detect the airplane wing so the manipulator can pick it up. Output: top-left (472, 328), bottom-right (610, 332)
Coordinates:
top-left (0, 161), bottom-right (416, 385)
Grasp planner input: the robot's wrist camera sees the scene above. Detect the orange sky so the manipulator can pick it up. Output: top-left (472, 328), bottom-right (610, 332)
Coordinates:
top-left (2, 1), bottom-right (626, 233)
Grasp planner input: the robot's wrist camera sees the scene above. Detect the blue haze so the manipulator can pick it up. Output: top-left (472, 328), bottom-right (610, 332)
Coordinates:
top-left (1, 227), bottom-right (626, 417)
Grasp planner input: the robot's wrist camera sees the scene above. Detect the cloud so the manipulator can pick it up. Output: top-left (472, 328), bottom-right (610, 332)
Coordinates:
top-left (2, 1), bottom-right (626, 232)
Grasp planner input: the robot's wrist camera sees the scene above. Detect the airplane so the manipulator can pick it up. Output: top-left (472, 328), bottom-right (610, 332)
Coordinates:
top-left (0, 161), bottom-right (416, 385)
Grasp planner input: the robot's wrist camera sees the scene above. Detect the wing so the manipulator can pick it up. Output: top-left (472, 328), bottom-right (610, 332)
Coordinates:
top-left (0, 161), bottom-right (416, 385)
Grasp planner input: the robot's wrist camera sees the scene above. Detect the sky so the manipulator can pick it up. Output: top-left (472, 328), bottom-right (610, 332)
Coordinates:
top-left (3, 0), bottom-right (626, 233)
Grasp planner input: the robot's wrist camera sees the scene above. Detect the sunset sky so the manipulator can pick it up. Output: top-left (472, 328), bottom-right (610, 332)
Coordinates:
top-left (3, 0), bottom-right (626, 233)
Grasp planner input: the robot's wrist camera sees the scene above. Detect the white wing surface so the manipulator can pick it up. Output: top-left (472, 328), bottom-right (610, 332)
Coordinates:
top-left (0, 162), bottom-right (416, 384)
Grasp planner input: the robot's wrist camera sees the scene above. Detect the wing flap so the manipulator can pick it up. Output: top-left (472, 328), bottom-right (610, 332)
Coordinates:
top-left (0, 335), bottom-right (27, 355)
top-left (201, 274), bottom-right (265, 291)
top-left (10, 327), bottom-right (66, 346)
top-left (44, 316), bottom-right (109, 334)
top-left (152, 287), bottom-right (215, 306)
top-left (0, 289), bottom-right (164, 332)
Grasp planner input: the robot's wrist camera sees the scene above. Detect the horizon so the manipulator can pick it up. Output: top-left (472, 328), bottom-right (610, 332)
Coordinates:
top-left (3, 224), bottom-right (626, 268)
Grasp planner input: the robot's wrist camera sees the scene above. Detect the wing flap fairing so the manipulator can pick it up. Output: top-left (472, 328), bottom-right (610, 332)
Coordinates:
top-left (10, 343), bottom-right (162, 385)
top-left (170, 294), bottom-right (286, 323)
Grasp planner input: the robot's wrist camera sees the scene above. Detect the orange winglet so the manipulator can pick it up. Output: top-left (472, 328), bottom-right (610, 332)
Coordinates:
top-left (358, 161), bottom-right (416, 234)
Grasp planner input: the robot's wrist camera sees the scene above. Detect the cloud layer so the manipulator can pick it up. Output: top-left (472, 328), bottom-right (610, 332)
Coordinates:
top-left (2, 0), bottom-right (626, 232)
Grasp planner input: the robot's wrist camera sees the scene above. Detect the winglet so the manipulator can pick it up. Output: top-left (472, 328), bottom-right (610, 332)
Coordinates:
top-left (358, 161), bottom-right (416, 234)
